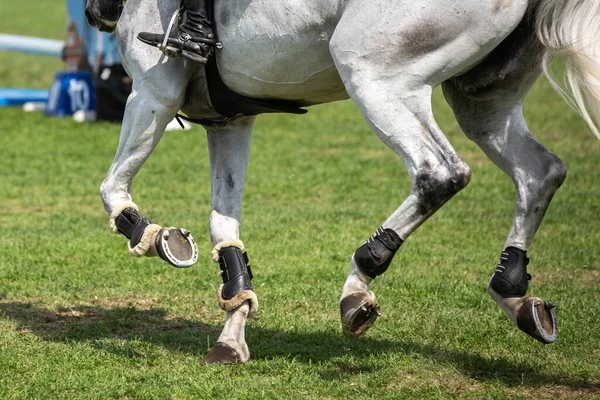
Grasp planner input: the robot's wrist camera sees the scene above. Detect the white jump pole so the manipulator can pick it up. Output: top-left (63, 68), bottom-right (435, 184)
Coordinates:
top-left (0, 34), bottom-right (63, 57)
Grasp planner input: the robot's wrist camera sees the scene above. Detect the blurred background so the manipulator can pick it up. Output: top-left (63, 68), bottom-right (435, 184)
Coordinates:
top-left (1, 0), bottom-right (130, 121)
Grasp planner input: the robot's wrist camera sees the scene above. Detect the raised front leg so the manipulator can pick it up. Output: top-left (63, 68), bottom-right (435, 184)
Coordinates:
top-left (100, 81), bottom-right (199, 267)
top-left (101, 0), bottom-right (202, 268)
top-left (201, 117), bottom-right (258, 364)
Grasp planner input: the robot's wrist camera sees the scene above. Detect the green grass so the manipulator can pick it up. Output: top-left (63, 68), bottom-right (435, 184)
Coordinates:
top-left (1, 2), bottom-right (600, 399)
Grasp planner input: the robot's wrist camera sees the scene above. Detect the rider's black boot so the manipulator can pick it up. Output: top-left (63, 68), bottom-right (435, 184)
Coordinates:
top-left (137, 0), bottom-right (215, 64)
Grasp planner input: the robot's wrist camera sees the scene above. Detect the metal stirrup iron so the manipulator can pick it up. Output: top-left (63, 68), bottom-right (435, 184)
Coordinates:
top-left (160, 8), bottom-right (183, 55)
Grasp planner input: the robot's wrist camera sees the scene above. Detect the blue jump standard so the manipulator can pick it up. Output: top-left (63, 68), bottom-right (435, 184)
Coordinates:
top-left (0, 88), bottom-right (49, 106)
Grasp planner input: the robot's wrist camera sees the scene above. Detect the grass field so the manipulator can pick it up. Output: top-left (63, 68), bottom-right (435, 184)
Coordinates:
top-left (1, 2), bottom-right (600, 399)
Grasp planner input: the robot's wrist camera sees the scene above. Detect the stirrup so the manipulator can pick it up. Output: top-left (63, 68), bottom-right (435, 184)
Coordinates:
top-left (159, 8), bottom-right (184, 57)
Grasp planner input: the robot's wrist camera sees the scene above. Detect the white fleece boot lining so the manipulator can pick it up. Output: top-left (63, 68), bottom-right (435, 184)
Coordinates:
top-left (128, 223), bottom-right (163, 257)
top-left (217, 285), bottom-right (259, 317)
top-left (212, 240), bottom-right (245, 262)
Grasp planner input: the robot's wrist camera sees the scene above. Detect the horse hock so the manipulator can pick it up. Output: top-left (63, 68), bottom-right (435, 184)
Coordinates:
top-left (113, 207), bottom-right (198, 268)
top-left (341, 228), bottom-right (403, 338)
top-left (488, 247), bottom-right (558, 344)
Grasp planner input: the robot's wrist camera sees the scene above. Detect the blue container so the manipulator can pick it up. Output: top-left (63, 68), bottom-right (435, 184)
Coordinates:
top-left (45, 71), bottom-right (96, 117)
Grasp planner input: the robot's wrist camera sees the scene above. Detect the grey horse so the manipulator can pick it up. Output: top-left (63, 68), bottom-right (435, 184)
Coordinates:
top-left (84, 0), bottom-right (600, 363)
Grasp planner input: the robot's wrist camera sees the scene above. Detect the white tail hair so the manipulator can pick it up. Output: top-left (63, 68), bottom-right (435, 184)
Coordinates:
top-left (535, 0), bottom-right (600, 139)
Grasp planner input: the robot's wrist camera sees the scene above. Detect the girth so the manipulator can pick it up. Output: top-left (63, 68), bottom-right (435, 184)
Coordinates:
top-left (177, 0), bottom-right (308, 126)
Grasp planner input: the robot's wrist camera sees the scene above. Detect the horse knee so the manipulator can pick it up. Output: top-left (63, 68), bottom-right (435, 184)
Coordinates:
top-left (100, 178), bottom-right (130, 214)
top-left (414, 160), bottom-right (471, 215)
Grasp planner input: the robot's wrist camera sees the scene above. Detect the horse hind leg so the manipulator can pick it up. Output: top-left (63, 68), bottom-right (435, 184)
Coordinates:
top-left (335, 82), bottom-right (471, 338)
top-left (330, 23), bottom-right (476, 338)
top-left (442, 30), bottom-right (564, 343)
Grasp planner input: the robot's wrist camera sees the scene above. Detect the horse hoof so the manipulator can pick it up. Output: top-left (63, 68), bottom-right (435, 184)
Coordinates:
top-left (202, 342), bottom-right (244, 364)
top-left (516, 297), bottom-right (558, 344)
top-left (155, 228), bottom-right (198, 268)
top-left (340, 292), bottom-right (380, 339)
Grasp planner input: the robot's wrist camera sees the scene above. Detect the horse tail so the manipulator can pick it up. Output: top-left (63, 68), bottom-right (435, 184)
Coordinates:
top-left (535, 0), bottom-right (600, 139)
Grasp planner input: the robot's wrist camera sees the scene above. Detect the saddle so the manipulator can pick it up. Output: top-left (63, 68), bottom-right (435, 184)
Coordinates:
top-left (178, 0), bottom-right (308, 126)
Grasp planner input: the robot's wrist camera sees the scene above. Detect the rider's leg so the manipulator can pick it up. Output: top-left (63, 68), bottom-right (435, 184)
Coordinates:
top-left (137, 0), bottom-right (215, 64)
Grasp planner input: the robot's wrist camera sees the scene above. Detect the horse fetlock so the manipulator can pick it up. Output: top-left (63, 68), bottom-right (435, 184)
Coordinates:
top-left (354, 227), bottom-right (403, 279)
top-left (128, 224), bottom-right (162, 258)
top-left (488, 247), bottom-right (558, 344)
top-left (114, 207), bottom-right (153, 245)
top-left (108, 201), bottom-right (139, 233)
top-left (215, 244), bottom-right (258, 317)
top-left (488, 246), bottom-right (530, 298)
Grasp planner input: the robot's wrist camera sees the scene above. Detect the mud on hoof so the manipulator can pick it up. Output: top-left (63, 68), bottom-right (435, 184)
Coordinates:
top-left (155, 228), bottom-right (198, 268)
top-left (340, 292), bottom-right (381, 339)
top-left (202, 342), bottom-right (245, 364)
top-left (515, 297), bottom-right (557, 344)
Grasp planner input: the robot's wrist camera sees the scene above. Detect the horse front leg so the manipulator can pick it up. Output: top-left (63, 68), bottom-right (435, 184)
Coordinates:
top-left (201, 117), bottom-right (257, 364)
top-left (100, 82), bottom-right (198, 268)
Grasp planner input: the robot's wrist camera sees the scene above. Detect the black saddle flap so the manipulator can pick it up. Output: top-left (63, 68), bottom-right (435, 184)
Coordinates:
top-left (205, 55), bottom-right (308, 118)
top-left (203, 0), bottom-right (307, 118)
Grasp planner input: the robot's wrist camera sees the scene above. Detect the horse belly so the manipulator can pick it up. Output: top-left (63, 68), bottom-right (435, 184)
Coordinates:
top-left (214, 0), bottom-right (347, 104)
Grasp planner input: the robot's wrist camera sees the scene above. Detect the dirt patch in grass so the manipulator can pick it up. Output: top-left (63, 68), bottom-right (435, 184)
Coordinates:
top-left (522, 384), bottom-right (600, 399)
top-left (0, 298), bottom-right (220, 354)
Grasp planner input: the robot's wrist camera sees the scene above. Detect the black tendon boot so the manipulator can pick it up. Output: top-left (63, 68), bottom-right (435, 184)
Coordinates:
top-left (137, 0), bottom-right (215, 64)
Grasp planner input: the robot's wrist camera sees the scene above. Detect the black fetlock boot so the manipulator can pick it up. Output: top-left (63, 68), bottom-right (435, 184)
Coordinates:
top-left (137, 0), bottom-right (215, 64)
